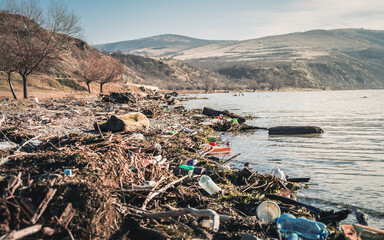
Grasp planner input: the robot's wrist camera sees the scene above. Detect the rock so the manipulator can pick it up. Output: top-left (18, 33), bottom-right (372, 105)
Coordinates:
top-left (199, 219), bottom-right (213, 230)
top-left (268, 126), bottom-right (324, 135)
top-left (0, 141), bottom-right (18, 150)
top-left (95, 112), bottom-right (150, 132)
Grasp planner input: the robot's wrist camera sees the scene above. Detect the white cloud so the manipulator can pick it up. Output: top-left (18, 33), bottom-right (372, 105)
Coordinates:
top-left (237, 0), bottom-right (384, 39)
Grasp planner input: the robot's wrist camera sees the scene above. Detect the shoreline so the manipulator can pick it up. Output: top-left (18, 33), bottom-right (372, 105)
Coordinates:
top-left (0, 91), bottom-right (361, 239)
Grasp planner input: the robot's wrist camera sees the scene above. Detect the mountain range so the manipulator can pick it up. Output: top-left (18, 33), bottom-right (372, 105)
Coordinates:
top-left (95, 29), bottom-right (384, 90)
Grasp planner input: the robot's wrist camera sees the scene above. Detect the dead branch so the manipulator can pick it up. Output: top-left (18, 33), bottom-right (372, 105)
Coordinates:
top-left (15, 134), bottom-right (42, 152)
top-left (141, 175), bottom-right (187, 210)
top-left (143, 207), bottom-right (220, 232)
top-left (0, 224), bottom-right (42, 240)
top-left (30, 188), bottom-right (57, 224)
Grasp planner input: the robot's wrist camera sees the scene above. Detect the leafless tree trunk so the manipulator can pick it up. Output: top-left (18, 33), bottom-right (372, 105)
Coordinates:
top-left (0, 0), bottom-right (81, 99)
top-left (7, 71), bottom-right (17, 99)
top-left (98, 57), bottom-right (124, 94)
top-left (75, 51), bottom-right (103, 94)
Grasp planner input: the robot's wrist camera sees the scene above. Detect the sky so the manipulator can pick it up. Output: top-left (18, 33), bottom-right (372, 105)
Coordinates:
top-left (37, 0), bottom-right (384, 44)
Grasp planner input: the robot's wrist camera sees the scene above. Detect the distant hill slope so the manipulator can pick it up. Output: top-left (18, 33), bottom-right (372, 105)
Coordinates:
top-left (94, 34), bottom-right (226, 58)
top-left (96, 29), bottom-right (384, 90)
top-left (112, 52), bottom-right (226, 91)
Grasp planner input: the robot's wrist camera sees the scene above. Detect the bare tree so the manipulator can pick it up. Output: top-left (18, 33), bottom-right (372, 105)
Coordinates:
top-left (0, 38), bottom-right (18, 99)
top-left (75, 51), bottom-right (103, 94)
top-left (0, 0), bottom-right (81, 98)
top-left (99, 57), bottom-right (124, 94)
top-left (248, 80), bottom-right (259, 92)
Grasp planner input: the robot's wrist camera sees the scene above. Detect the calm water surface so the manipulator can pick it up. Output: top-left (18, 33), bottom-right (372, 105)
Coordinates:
top-left (181, 89), bottom-right (384, 228)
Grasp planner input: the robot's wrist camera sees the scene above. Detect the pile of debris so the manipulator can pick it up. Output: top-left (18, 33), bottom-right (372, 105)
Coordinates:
top-left (0, 92), bottom-right (370, 240)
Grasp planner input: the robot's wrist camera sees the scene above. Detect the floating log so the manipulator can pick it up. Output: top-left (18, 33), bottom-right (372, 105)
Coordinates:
top-left (286, 177), bottom-right (311, 183)
top-left (202, 107), bottom-right (247, 124)
top-left (268, 126), bottom-right (324, 135)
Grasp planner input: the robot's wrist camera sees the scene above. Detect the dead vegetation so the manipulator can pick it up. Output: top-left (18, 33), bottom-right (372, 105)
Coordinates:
top-left (0, 92), bottom-right (347, 240)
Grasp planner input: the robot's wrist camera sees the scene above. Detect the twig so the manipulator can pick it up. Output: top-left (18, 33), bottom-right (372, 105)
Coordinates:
top-left (223, 153), bottom-right (241, 164)
top-left (95, 122), bottom-right (104, 139)
top-left (143, 207), bottom-right (220, 232)
top-left (141, 175), bottom-right (187, 210)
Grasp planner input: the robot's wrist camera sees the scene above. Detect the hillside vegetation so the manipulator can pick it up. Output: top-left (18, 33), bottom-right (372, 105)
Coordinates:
top-left (96, 29), bottom-right (384, 90)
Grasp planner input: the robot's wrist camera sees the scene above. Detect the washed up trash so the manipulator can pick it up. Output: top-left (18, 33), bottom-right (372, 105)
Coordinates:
top-left (206, 147), bottom-right (232, 157)
top-left (207, 137), bottom-right (217, 142)
top-left (0, 141), bottom-right (18, 150)
top-left (34, 97), bottom-right (39, 103)
top-left (198, 175), bottom-right (222, 195)
top-left (64, 169), bottom-right (72, 176)
top-left (288, 233), bottom-right (299, 240)
top-left (95, 112), bottom-right (150, 132)
top-left (276, 213), bottom-right (329, 240)
top-left (132, 133), bottom-right (145, 141)
top-left (182, 128), bottom-right (193, 133)
top-left (230, 118), bottom-right (238, 124)
top-left (341, 224), bottom-right (384, 240)
top-left (173, 166), bottom-right (204, 177)
top-left (355, 209), bottom-right (369, 226)
top-left (186, 159), bottom-right (197, 166)
top-left (241, 233), bottom-right (264, 240)
top-left (256, 201), bottom-right (281, 223)
top-left (173, 165), bottom-right (194, 177)
top-left (170, 130), bottom-right (178, 135)
top-left (193, 167), bottom-right (205, 175)
top-left (202, 107), bottom-right (247, 124)
top-left (20, 139), bottom-right (43, 152)
top-left (209, 142), bottom-right (216, 146)
top-left (143, 181), bottom-right (156, 187)
top-left (274, 168), bottom-right (287, 181)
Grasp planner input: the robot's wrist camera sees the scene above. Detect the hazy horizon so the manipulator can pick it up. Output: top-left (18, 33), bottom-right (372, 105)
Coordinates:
top-left (33, 0), bottom-right (384, 45)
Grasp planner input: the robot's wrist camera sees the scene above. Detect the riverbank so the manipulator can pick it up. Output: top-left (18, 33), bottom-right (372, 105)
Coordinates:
top-left (0, 91), bottom-right (351, 239)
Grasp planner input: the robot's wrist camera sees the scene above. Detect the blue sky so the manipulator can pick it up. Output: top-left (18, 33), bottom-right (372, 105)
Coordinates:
top-left (38, 0), bottom-right (384, 44)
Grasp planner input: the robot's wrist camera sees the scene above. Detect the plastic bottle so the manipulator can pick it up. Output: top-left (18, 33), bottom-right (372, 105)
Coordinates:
top-left (276, 213), bottom-right (328, 240)
top-left (287, 233), bottom-right (298, 240)
top-left (198, 175), bottom-right (222, 195)
top-left (274, 168), bottom-right (287, 181)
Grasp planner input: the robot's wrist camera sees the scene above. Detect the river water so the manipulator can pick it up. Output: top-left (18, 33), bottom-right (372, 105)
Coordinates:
top-left (181, 89), bottom-right (384, 229)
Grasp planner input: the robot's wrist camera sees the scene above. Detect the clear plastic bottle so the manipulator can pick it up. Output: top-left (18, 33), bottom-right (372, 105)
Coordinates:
top-left (274, 168), bottom-right (287, 181)
top-left (198, 175), bottom-right (222, 195)
top-left (276, 213), bottom-right (328, 240)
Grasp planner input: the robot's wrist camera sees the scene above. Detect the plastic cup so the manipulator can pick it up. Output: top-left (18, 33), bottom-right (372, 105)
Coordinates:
top-left (256, 201), bottom-right (281, 223)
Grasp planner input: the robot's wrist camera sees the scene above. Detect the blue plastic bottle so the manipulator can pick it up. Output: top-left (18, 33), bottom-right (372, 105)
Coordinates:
top-left (276, 213), bottom-right (328, 240)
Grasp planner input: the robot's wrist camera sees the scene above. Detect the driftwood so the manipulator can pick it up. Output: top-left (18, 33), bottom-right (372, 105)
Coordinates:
top-left (268, 126), bottom-right (324, 135)
top-left (30, 188), bottom-right (57, 224)
top-left (265, 194), bottom-right (322, 214)
top-left (286, 177), bottom-right (310, 183)
top-left (58, 203), bottom-right (76, 228)
top-left (0, 224), bottom-right (42, 240)
top-left (143, 208), bottom-right (220, 232)
top-left (202, 107), bottom-right (247, 124)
